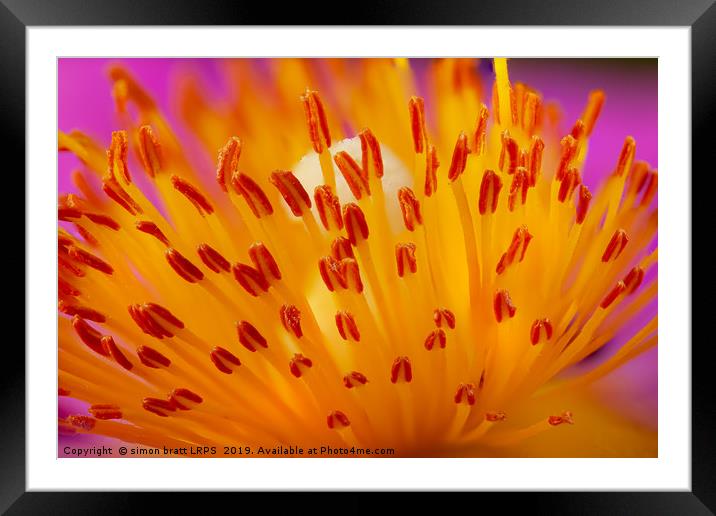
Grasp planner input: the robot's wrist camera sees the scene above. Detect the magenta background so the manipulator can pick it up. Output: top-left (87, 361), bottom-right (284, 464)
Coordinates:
top-left (58, 58), bottom-right (658, 455)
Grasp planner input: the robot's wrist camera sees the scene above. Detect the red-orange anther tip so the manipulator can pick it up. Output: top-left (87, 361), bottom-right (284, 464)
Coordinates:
top-left (58, 300), bottom-right (106, 323)
top-left (59, 255), bottom-right (86, 278)
top-left (628, 161), bottom-right (650, 194)
top-left (84, 213), bottom-right (120, 230)
top-left (233, 263), bottom-right (269, 296)
top-left (74, 224), bottom-right (98, 247)
top-left (342, 203), bottom-right (369, 245)
top-left (102, 177), bottom-right (143, 215)
top-left (58, 207), bottom-right (82, 221)
top-left (527, 136), bottom-right (544, 186)
top-left (485, 411), bottom-right (507, 422)
top-left (58, 388), bottom-right (71, 396)
top-left (576, 185), bottom-right (592, 224)
top-left (408, 96), bottom-right (427, 154)
top-left (171, 175), bottom-right (214, 216)
top-left (128, 304), bottom-right (171, 339)
top-left (289, 353), bottom-right (313, 378)
top-left (493, 290), bottom-right (517, 323)
top-left (270, 170), bottom-right (312, 217)
top-left (58, 234), bottom-right (74, 249)
top-left (433, 308), bottom-right (456, 329)
top-left (334, 151), bottom-right (370, 200)
top-left (314, 185), bottom-right (343, 231)
top-left (624, 266), bottom-right (645, 294)
top-left (136, 220), bottom-right (169, 246)
top-left (507, 168), bottom-right (529, 211)
top-left (197, 243), bottom-right (230, 273)
top-left (142, 397), bottom-right (176, 418)
top-left (144, 303), bottom-right (185, 330)
top-left (601, 229), bottom-right (629, 262)
top-left (615, 136), bottom-right (636, 177)
top-left (548, 411), bottom-right (574, 426)
top-left (497, 225), bottom-right (533, 274)
top-left (237, 320), bottom-right (268, 352)
top-left (248, 242), bottom-right (281, 282)
top-left (558, 168), bottom-right (582, 203)
top-left (210, 346), bottom-right (241, 374)
top-left (454, 383), bottom-right (477, 405)
top-left (138, 125), bottom-right (162, 178)
top-left (68, 246), bottom-right (114, 275)
top-left (570, 119), bottom-right (586, 141)
top-left (318, 256), bottom-right (346, 292)
top-left (301, 89), bottom-right (331, 153)
top-left (331, 236), bottom-right (354, 261)
top-left (471, 104), bottom-right (489, 155)
top-left (89, 404), bottom-right (123, 420)
top-left (601, 281), bottom-right (626, 309)
top-left (522, 92), bottom-right (542, 137)
top-left (395, 243), bottom-right (417, 277)
top-left (216, 136), bottom-right (242, 192)
top-left (137, 345), bottom-right (172, 369)
top-left (327, 410), bottom-right (350, 429)
top-left (424, 328), bottom-right (447, 351)
top-left (108, 130), bottom-right (130, 183)
top-left (556, 135), bottom-right (578, 181)
top-left (68, 415), bottom-right (96, 431)
top-left (100, 336), bottom-right (133, 370)
top-left (424, 145), bottom-right (440, 197)
top-left (231, 173), bottom-right (274, 218)
top-left (280, 304), bottom-right (303, 339)
top-left (398, 187), bottom-right (423, 232)
top-left (640, 169), bottom-right (658, 207)
top-left (479, 169), bottom-right (503, 215)
top-left (72, 316), bottom-right (109, 356)
top-left (390, 356), bottom-right (413, 384)
top-left (499, 131), bottom-right (519, 175)
top-left (340, 258), bottom-right (364, 293)
top-left (447, 132), bottom-right (469, 182)
top-left (343, 371), bottom-right (369, 389)
top-left (359, 128), bottom-right (384, 178)
top-left (171, 388), bottom-right (203, 410)
top-left (335, 311), bottom-right (360, 341)
top-left (165, 248), bottom-right (204, 283)
top-left (530, 318), bottom-right (554, 345)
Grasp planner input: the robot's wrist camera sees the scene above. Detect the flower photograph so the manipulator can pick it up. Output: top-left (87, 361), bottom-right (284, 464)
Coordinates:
top-left (57, 57), bottom-right (657, 458)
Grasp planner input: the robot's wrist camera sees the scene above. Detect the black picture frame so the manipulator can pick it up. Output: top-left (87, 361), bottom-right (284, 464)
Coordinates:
top-left (4, 0), bottom-right (712, 513)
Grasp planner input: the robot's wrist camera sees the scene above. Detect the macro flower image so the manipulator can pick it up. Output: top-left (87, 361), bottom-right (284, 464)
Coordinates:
top-left (58, 58), bottom-right (657, 458)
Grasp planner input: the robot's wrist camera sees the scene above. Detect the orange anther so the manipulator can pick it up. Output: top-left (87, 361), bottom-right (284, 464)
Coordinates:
top-left (138, 125), bottom-right (163, 177)
top-left (301, 89), bottom-right (331, 153)
top-left (398, 187), bottom-right (423, 232)
top-left (447, 132), bottom-right (469, 182)
top-left (493, 290), bottom-right (517, 322)
top-left (270, 170), bottom-right (312, 217)
top-left (314, 185), bottom-right (343, 231)
top-left (395, 243), bottom-right (417, 277)
top-left (408, 96), bottom-right (427, 154)
top-left (359, 128), bottom-right (384, 178)
top-left (171, 175), bottom-right (214, 216)
top-left (334, 152), bottom-right (370, 200)
top-left (530, 318), bottom-right (553, 345)
top-left (390, 356), bottom-right (413, 384)
top-left (478, 169), bottom-right (502, 215)
top-left (165, 248), bottom-right (204, 283)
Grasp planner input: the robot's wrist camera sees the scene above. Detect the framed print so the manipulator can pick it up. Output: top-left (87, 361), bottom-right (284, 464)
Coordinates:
top-left (5, 0), bottom-right (713, 512)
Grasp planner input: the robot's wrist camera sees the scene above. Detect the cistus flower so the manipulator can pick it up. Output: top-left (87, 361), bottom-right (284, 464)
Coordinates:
top-left (58, 58), bottom-right (657, 457)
